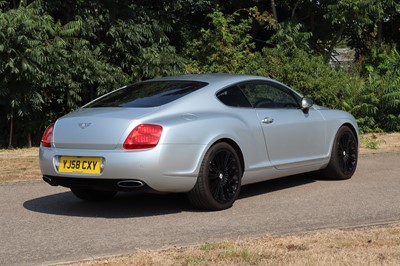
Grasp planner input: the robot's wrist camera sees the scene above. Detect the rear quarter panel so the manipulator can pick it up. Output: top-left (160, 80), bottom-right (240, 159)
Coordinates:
top-left (138, 90), bottom-right (273, 183)
top-left (152, 109), bottom-right (270, 175)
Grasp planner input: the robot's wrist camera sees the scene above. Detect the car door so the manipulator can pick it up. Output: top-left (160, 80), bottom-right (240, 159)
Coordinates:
top-left (240, 80), bottom-right (327, 170)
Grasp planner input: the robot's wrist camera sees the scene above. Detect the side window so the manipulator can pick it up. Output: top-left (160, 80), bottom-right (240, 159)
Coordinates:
top-left (216, 86), bottom-right (252, 108)
top-left (240, 81), bottom-right (300, 108)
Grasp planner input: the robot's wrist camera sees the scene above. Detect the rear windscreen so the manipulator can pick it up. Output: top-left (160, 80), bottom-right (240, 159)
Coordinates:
top-left (85, 80), bottom-right (208, 108)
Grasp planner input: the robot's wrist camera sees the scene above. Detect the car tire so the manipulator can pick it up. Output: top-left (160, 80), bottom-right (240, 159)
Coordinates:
top-left (321, 126), bottom-right (358, 180)
top-left (188, 142), bottom-right (242, 211)
top-left (70, 188), bottom-right (117, 201)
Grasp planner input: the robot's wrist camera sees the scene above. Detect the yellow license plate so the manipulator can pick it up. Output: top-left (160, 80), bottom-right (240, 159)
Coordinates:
top-left (59, 156), bottom-right (102, 174)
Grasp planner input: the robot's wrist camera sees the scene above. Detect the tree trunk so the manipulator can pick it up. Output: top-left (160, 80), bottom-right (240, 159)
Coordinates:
top-left (8, 114), bottom-right (13, 149)
top-left (327, 23), bottom-right (345, 62)
top-left (310, 8), bottom-right (315, 33)
top-left (292, 0), bottom-right (303, 18)
top-left (270, 0), bottom-right (278, 22)
top-left (27, 132), bottom-right (32, 148)
top-left (377, 20), bottom-right (382, 44)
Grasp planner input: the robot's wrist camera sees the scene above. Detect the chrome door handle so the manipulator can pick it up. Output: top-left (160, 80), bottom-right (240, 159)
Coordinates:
top-left (262, 117), bottom-right (274, 124)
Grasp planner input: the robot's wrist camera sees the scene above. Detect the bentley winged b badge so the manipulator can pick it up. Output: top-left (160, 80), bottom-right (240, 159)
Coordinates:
top-left (78, 123), bottom-right (92, 129)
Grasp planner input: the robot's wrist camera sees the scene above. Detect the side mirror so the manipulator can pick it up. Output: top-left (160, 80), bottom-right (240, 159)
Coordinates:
top-left (300, 98), bottom-right (313, 114)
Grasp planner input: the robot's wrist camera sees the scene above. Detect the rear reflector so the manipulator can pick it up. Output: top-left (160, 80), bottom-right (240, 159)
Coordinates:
top-left (123, 124), bottom-right (163, 150)
top-left (41, 123), bottom-right (54, 147)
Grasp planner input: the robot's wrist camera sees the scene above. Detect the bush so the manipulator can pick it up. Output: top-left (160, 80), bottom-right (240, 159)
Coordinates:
top-left (349, 47), bottom-right (400, 132)
top-left (257, 47), bottom-right (363, 110)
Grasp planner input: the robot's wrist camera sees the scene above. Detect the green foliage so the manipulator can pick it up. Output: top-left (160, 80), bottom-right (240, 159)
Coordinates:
top-left (0, 0), bottom-right (188, 147)
top-left (106, 16), bottom-right (183, 80)
top-left (184, 7), bottom-right (360, 110)
top-left (361, 134), bottom-right (385, 149)
top-left (44, 0), bottom-right (187, 81)
top-left (0, 1), bottom-right (127, 147)
top-left (1, 1), bottom-right (400, 147)
top-left (325, 0), bottom-right (400, 57)
top-left (0, 2), bottom-right (60, 116)
top-left (258, 47), bottom-right (362, 110)
top-left (267, 22), bottom-right (312, 52)
top-left (184, 8), bottom-right (258, 73)
top-left (327, 0), bottom-right (374, 26)
top-left (349, 47), bottom-right (400, 132)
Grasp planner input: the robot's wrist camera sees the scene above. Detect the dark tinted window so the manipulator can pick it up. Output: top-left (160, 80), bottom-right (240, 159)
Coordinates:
top-left (240, 81), bottom-right (300, 108)
top-left (216, 86), bottom-right (252, 108)
top-left (85, 80), bottom-right (207, 108)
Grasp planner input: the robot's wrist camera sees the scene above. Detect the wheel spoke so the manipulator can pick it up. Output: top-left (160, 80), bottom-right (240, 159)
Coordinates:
top-left (211, 181), bottom-right (225, 202)
top-left (223, 153), bottom-right (234, 170)
top-left (226, 176), bottom-right (238, 194)
top-left (209, 162), bottom-right (219, 180)
top-left (214, 152), bottom-right (225, 170)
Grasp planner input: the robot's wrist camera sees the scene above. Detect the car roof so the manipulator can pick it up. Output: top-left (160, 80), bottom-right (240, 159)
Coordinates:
top-left (151, 74), bottom-right (301, 102)
top-left (154, 74), bottom-right (273, 88)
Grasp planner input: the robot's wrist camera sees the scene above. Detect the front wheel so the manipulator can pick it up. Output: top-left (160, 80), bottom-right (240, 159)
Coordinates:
top-left (70, 188), bottom-right (117, 201)
top-left (321, 126), bottom-right (358, 180)
top-left (188, 142), bottom-right (242, 211)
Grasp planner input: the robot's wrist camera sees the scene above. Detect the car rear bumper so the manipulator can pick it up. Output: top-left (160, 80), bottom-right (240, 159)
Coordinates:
top-left (39, 143), bottom-right (206, 193)
top-left (42, 175), bottom-right (161, 193)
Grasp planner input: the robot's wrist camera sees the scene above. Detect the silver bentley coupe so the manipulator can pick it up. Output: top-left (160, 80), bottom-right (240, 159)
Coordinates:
top-left (40, 74), bottom-right (359, 210)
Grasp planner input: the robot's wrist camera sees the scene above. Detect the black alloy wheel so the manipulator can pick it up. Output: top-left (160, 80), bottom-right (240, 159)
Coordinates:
top-left (337, 129), bottom-right (358, 175)
top-left (322, 126), bottom-right (358, 180)
top-left (188, 142), bottom-right (242, 210)
top-left (209, 148), bottom-right (240, 203)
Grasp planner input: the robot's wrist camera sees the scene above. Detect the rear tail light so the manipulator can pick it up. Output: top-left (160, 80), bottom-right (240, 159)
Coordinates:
top-left (123, 124), bottom-right (163, 150)
top-left (41, 123), bottom-right (54, 147)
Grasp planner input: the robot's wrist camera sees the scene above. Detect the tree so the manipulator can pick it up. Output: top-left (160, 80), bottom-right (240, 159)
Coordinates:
top-left (42, 0), bottom-right (190, 80)
top-left (326, 0), bottom-right (400, 59)
top-left (184, 8), bottom-right (259, 73)
top-left (349, 47), bottom-right (400, 132)
top-left (0, 1), bottom-right (127, 147)
top-left (0, 1), bottom-right (67, 147)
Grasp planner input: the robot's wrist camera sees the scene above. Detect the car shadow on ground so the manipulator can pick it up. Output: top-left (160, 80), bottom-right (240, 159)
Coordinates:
top-left (239, 173), bottom-right (316, 199)
top-left (23, 173), bottom-right (317, 218)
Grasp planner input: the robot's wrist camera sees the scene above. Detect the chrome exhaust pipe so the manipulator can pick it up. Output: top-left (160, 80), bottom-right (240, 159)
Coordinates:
top-left (117, 180), bottom-right (145, 189)
top-left (43, 176), bottom-right (57, 186)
